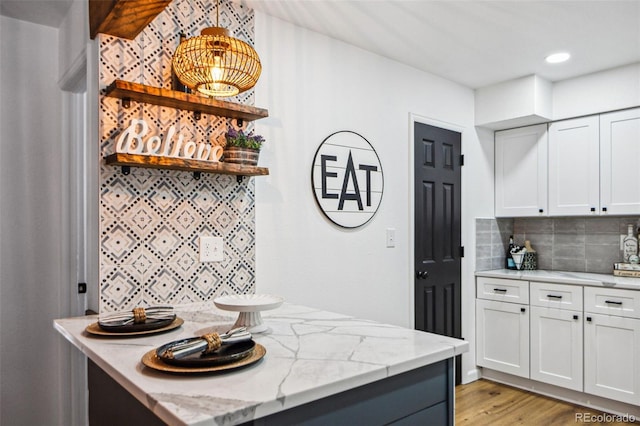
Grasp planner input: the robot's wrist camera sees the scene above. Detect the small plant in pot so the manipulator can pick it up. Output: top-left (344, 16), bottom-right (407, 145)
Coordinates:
top-left (223, 127), bottom-right (265, 166)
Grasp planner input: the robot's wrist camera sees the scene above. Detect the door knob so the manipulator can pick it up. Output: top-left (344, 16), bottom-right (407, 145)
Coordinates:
top-left (415, 271), bottom-right (429, 279)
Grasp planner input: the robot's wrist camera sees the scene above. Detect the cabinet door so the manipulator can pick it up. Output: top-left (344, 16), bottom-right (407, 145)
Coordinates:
top-left (584, 313), bottom-right (640, 405)
top-left (548, 116), bottom-right (600, 216)
top-left (530, 307), bottom-right (582, 391)
top-left (495, 124), bottom-right (548, 217)
top-left (600, 108), bottom-right (640, 215)
top-left (476, 299), bottom-right (529, 378)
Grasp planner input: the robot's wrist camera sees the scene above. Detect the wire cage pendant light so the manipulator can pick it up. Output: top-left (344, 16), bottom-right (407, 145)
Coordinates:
top-left (172, 0), bottom-right (262, 97)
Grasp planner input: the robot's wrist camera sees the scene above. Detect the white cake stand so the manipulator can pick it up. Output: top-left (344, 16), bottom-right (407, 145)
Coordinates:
top-left (213, 294), bottom-right (284, 333)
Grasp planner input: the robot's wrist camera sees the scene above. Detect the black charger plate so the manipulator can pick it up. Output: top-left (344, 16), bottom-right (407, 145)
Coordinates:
top-left (98, 314), bottom-right (177, 333)
top-left (156, 337), bottom-right (256, 367)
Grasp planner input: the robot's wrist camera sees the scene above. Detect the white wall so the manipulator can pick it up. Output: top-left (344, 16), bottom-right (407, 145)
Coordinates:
top-left (0, 16), bottom-right (73, 426)
top-left (254, 12), bottom-right (493, 383)
top-left (553, 63), bottom-right (640, 120)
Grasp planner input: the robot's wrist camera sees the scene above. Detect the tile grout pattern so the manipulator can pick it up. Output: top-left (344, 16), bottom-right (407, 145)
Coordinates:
top-left (99, 0), bottom-right (258, 312)
top-left (476, 217), bottom-right (640, 274)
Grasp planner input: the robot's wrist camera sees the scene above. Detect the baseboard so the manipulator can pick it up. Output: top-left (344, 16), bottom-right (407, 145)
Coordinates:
top-left (481, 369), bottom-right (640, 419)
top-left (462, 368), bottom-right (480, 384)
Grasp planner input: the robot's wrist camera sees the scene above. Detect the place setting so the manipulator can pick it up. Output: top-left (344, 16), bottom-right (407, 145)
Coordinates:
top-left (141, 326), bottom-right (266, 374)
top-left (85, 305), bottom-right (184, 337)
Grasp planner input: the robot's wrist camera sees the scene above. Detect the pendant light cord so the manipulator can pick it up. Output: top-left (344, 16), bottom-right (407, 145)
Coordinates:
top-left (216, 0), bottom-right (220, 27)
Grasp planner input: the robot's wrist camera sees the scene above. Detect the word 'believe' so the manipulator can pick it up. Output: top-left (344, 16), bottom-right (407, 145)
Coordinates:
top-left (115, 119), bottom-right (223, 162)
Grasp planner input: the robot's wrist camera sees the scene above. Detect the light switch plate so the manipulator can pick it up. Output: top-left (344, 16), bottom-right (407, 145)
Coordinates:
top-left (386, 228), bottom-right (396, 248)
top-left (200, 236), bottom-right (224, 262)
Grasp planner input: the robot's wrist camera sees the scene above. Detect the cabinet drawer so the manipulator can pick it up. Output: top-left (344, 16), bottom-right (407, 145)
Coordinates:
top-left (584, 286), bottom-right (640, 319)
top-left (477, 277), bottom-right (529, 303)
top-left (530, 282), bottom-right (583, 311)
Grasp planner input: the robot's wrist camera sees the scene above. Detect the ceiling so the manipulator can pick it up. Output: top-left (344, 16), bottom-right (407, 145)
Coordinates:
top-left (2, 0), bottom-right (639, 89)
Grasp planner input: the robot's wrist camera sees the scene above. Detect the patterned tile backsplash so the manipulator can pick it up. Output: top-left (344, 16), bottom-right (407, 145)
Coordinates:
top-left (476, 217), bottom-right (640, 274)
top-left (99, 0), bottom-right (257, 312)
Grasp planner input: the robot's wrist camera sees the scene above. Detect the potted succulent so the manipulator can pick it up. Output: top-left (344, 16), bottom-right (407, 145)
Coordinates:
top-left (223, 127), bottom-right (265, 166)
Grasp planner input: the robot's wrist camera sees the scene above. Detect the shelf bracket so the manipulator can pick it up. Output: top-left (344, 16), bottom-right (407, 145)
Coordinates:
top-left (193, 110), bottom-right (202, 121)
top-left (122, 97), bottom-right (131, 108)
top-left (237, 118), bottom-right (244, 128)
top-left (121, 165), bottom-right (130, 175)
top-left (237, 175), bottom-right (244, 183)
top-left (193, 171), bottom-right (201, 180)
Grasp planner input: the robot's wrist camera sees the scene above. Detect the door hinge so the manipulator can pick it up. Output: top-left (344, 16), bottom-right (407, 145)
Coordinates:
top-left (460, 154), bottom-right (464, 166)
top-left (460, 246), bottom-right (465, 258)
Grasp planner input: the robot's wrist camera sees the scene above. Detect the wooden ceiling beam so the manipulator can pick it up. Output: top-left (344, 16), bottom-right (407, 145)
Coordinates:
top-left (89, 0), bottom-right (173, 40)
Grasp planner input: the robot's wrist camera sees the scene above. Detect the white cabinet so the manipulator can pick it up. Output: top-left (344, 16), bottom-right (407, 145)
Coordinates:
top-left (548, 116), bottom-right (600, 216)
top-left (495, 124), bottom-right (548, 217)
top-left (530, 282), bottom-right (583, 391)
top-left (584, 286), bottom-right (640, 405)
top-left (495, 108), bottom-right (640, 217)
top-left (476, 278), bottom-right (529, 378)
top-left (600, 108), bottom-right (640, 215)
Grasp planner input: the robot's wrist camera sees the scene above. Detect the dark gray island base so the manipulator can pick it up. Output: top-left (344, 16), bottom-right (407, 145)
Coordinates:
top-left (89, 358), bottom-right (453, 426)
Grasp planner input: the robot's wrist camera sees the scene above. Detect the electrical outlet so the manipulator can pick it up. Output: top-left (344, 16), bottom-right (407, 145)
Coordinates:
top-left (200, 236), bottom-right (224, 262)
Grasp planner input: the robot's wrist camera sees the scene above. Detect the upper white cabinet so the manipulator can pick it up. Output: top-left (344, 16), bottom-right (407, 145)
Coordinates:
top-left (600, 108), bottom-right (640, 215)
top-left (496, 107), bottom-right (640, 217)
top-left (548, 116), bottom-right (600, 216)
top-left (495, 124), bottom-right (548, 217)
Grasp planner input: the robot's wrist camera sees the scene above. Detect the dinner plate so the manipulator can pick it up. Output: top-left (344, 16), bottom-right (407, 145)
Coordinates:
top-left (98, 314), bottom-right (177, 333)
top-left (156, 337), bottom-right (256, 367)
top-left (85, 317), bottom-right (183, 337)
top-left (141, 343), bottom-right (266, 374)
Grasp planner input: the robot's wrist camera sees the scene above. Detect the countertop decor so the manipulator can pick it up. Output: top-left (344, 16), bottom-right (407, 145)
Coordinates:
top-left (54, 302), bottom-right (467, 426)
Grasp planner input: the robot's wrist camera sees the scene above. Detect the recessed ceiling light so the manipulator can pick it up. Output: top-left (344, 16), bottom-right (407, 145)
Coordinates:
top-left (545, 52), bottom-right (571, 64)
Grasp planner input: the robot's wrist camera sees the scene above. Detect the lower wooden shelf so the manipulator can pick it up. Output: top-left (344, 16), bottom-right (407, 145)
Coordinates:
top-left (105, 153), bottom-right (269, 177)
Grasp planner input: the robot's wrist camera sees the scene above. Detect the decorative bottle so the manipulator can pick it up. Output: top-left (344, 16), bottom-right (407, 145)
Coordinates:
top-left (623, 224), bottom-right (638, 262)
top-left (505, 235), bottom-right (516, 270)
top-left (171, 33), bottom-right (190, 93)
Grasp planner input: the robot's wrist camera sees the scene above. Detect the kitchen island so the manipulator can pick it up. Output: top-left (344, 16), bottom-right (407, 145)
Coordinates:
top-left (54, 302), bottom-right (468, 426)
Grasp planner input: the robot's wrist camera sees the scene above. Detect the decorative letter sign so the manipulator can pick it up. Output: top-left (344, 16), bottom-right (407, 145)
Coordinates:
top-left (311, 131), bottom-right (384, 228)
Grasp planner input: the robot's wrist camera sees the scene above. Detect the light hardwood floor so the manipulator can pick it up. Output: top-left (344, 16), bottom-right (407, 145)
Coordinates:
top-left (455, 379), bottom-right (637, 425)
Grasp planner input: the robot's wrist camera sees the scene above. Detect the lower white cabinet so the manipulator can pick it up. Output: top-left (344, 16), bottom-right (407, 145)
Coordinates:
top-left (584, 286), bottom-right (640, 405)
top-left (477, 277), bottom-right (640, 408)
top-left (530, 306), bottom-right (583, 391)
top-left (476, 298), bottom-right (529, 378)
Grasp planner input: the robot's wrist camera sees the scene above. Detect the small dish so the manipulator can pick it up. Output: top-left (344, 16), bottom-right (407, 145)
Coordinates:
top-left (156, 337), bottom-right (256, 367)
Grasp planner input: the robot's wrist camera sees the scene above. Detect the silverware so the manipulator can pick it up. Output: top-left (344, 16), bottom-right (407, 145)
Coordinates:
top-left (162, 327), bottom-right (252, 360)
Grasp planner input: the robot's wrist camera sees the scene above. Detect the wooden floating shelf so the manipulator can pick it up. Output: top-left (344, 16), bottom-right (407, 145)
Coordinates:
top-left (89, 0), bottom-right (172, 40)
top-left (104, 80), bottom-right (269, 122)
top-left (105, 153), bottom-right (269, 177)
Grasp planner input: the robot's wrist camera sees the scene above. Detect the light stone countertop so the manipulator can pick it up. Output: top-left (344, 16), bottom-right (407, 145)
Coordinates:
top-left (475, 269), bottom-right (640, 290)
top-left (54, 302), bottom-right (468, 426)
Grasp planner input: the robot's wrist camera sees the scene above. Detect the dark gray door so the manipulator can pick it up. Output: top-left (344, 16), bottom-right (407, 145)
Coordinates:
top-left (414, 122), bottom-right (462, 383)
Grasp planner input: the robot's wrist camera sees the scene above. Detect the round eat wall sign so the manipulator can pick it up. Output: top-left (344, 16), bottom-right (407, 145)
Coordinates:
top-left (311, 131), bottom-right (384, 228)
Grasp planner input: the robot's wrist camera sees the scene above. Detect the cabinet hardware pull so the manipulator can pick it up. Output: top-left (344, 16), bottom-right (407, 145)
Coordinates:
top-left (573, 315), bottom-right (579, 320)
top-left (538, 208), bottom-right (544, 213)
top-left (590, 207), bottom-right (596, 212)
top-left (493, 288), bottom-right (507, 293)
top-left (520, 307), bottom-right (526, 313)
top-left (586, 316), bottom-right (592, 322)
top-left (605, 300), bottom-right (622, 305)
top-left (547, 294), bottom-right (563, 299)
top-left (602, 207), bottom-right (608, 212)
